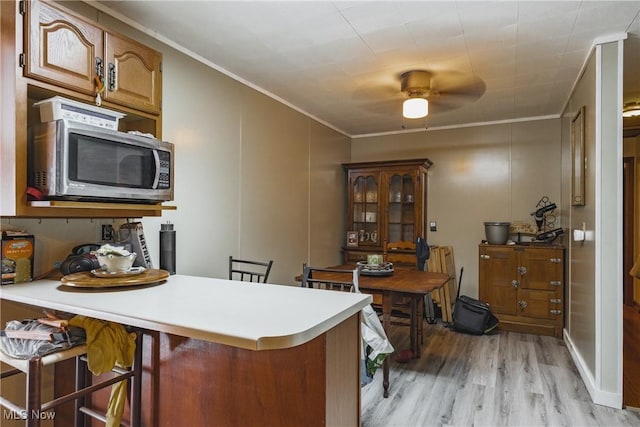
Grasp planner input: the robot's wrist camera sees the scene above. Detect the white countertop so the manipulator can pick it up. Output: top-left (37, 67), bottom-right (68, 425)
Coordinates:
top-left (0, 275), bottom-right (372, 351)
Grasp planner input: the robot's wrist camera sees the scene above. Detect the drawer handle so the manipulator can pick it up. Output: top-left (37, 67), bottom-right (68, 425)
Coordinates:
top-left (550, 309), bottom-right (562, 315)
top-left (550, 298), bottom-right (562, 304)
top-left (549, 280), bottom-right (561, 286)
top-left (518, 266), bottom-right (527, 276)
top-left (511, 280), bottom-right (519, 288)
top-left (480, 254), bottom-right (490, 260)
top-left (518, 300), bottom-right (527, 309)
top-left (550, 258), bottom-right (562, 264)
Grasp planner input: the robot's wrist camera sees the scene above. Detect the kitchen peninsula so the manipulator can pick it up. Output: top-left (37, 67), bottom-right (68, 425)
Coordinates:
top-left (0, 275), bottom-right (371, 426)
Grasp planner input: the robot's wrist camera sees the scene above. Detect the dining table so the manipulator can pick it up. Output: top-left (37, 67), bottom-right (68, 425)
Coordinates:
top-left (303, 264), bottom-right (450, 398)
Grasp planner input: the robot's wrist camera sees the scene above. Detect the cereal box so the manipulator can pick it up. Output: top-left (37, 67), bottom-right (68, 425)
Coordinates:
top-left (1, 230), bottom-right (35, 284)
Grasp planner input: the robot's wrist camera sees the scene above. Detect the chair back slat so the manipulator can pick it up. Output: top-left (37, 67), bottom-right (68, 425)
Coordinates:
top-left (301, 265), bottom-right (359, 292)
top-left (229, 256), bottom-right (274, 283)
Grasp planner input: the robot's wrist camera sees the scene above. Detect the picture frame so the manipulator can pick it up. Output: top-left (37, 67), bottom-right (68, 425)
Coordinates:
top-left (571, 106), bottom-right (586, 206)
top-left (346, 231), bottom-right (358, 247)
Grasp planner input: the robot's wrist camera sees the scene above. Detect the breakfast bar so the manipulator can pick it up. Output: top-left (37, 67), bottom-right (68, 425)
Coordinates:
top-left (1, 275), bottom-right (372, 426)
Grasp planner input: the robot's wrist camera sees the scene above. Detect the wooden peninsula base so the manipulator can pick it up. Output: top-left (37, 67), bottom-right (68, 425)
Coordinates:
top-left (151, 314), bottom-right (360, 426)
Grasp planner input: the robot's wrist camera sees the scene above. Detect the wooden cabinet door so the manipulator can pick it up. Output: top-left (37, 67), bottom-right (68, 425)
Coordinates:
top-left (382, 168), bottom-right (422, 246)
top-left (479, 246), bottom-right (518, 315)
top-left (26, 0), bottom-right (103, 96)
top-left (518, 289), bottom-right (563, 320)
top-left (518, 247), bottom-right (563, 320)
top-left (104, 33), bottom-right (162, 114)
top-left (348, 171), bottom-right (381, 248)
top-left (520, 247), bottom-right (563, 291)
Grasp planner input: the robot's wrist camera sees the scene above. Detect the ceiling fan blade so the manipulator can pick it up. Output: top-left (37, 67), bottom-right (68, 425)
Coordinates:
top-left (431, 73), bottom-right (486, 99)
top-left (358, 99), bottom-right (403, 115)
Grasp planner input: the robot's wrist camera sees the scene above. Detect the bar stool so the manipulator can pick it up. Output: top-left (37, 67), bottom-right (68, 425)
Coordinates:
top-left (0, 330), bottom-right (143, 427)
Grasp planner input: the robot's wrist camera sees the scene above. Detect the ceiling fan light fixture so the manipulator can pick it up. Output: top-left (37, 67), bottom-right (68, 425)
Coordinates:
top-left (403, 97), bottom-right (428, 119)
top-left (623, 102), bottom-right (640, 118)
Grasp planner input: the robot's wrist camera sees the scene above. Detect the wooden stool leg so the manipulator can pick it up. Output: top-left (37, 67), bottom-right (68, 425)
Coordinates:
top-left (26, 358), bottom-right (42, 427)
top-left (75, 355), bottom-right (87, 427)
top-left (130, 332), bottom-right (143, 427)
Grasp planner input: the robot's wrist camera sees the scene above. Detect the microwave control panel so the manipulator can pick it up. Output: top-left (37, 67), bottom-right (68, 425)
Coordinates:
top-left (157, 151), bottom-right (171, 189)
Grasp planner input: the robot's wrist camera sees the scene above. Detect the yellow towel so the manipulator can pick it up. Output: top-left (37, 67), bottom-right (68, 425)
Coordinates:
top-left (69, 315), bottom-right (136, 427)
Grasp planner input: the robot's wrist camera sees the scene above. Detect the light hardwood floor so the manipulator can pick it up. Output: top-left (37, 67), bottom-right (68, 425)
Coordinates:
top-left (361, 323), bottom-right (640, 427)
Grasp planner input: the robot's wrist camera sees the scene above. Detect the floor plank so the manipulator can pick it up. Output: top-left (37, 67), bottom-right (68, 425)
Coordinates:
top-left (362, 323), bottom-right (640, 427)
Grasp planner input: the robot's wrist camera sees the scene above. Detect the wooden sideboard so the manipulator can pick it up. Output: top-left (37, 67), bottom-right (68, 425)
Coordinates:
top-left (478, 244), bottom-right (565, 337)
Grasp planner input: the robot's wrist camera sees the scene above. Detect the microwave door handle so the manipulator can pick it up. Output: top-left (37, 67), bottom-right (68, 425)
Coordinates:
top-left (152, 150), bottom-right (160, 189)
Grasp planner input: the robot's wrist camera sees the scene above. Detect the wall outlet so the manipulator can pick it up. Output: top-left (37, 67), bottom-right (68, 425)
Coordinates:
top-left (429, 221), bottom-right (437, 232)
top-left (101, 224), bottom-right (115, 241)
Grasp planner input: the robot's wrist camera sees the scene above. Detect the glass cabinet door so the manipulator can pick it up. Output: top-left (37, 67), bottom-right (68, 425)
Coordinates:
top-left (386, 173), bottom-right (416, 244)
top-left (351, 175), bottom-right (379, 246)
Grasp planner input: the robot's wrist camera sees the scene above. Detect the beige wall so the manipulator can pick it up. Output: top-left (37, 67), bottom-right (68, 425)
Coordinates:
top-left (101, 9), bottom-right (350, 286)
top-left (562, 40), bottom-right (625, 407)
top-left (564, 50), bottom-right (597, 374)
top-left (351, 120), bottom-right (562, 298)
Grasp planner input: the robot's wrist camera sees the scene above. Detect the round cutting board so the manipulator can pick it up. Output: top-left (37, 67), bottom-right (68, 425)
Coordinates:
top-left (60, 268), bottom-right (170, 288)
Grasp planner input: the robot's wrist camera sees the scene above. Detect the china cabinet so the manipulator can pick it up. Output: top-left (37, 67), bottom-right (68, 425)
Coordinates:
top-left (478, 244), bottom-right (564, 337)
top-left (342, 159), bottom-right (432, 264)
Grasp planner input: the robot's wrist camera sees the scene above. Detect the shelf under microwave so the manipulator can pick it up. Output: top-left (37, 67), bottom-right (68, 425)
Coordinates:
top-left (29, 200), bottom-right (177, 211)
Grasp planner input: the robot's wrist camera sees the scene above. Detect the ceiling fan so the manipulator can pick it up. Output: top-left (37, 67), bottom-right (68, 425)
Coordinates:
top-left (354, 69), bottom-right (486, 125)
top-left (400, 70), bottom-right (434, 119)
top-left (399, 69), bottom-right (486, 119)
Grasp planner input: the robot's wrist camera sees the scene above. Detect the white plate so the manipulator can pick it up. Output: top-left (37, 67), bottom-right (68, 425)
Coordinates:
top-left (91, 267), bottom-right (146, 278)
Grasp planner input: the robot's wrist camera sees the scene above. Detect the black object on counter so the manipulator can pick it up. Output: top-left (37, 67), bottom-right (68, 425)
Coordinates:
top-left (159, 222), bottom-right (176, 275)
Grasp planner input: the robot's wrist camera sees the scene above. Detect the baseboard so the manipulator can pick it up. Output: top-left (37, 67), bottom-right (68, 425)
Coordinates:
top-left (564, 330), bottom-right (623, 409)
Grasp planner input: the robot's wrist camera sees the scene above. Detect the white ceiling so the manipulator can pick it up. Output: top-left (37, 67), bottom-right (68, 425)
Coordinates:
top-left (92, 1), bottom-right (640, 137)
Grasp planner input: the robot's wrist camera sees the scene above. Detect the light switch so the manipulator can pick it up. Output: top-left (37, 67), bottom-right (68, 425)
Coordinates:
top-left (429, 221), bottom-right (437, 232)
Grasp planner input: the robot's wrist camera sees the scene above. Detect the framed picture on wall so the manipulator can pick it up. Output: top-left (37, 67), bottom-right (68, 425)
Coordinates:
top-left (571, 106), bottom-right (586, 206)
top-left (346, 231), bottom-right (358, 247)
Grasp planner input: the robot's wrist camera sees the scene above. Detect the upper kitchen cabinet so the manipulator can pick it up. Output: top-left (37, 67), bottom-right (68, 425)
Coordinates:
top-left (25, 0), bottom-right (162, 115)
top-left (0, 0), bottom-right (168, 217)
top-left (342, 159), bottom-right (432, 264)
top-left (24, 0), bottom-right (103, 96)
top-left (103, 33), bottom-right (162, 114)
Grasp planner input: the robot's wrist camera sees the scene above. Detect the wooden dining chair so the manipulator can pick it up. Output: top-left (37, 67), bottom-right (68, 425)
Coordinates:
top-left (228, 256), bottom-right (274, 283)
top-left (301, 265), bottom-right (359, 292)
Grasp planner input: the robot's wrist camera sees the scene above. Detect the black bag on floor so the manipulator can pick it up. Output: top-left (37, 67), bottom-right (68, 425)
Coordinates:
top-left (451, 268), bottom-right (499, 335)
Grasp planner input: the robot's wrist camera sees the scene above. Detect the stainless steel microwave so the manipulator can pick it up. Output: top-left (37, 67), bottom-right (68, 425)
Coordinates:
top-left (28, 119), bottom-right (174, 203)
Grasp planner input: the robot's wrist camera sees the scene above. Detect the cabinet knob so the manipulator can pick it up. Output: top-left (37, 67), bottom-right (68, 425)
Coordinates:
top-left (480, 254), bottom-right (490, 260)
top-left (518, 266), bottom-right (527, 276)
top-left (550, 298), bottom-right (562, 304)
top-left (550, 309), bottom-right (562, 315)
top-left (518, 300), bottom-right (527, 309)
top-left (511, 280), bottom-right (519, 288)
top-left (549, 280), bottom-right (561, 286)
top-left (550, 258), bottom-right (562, 264)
